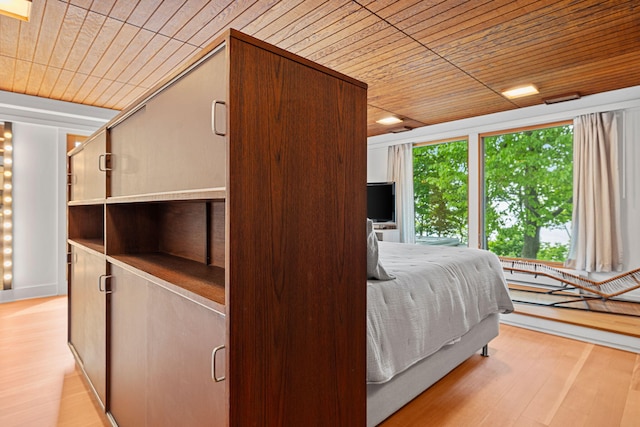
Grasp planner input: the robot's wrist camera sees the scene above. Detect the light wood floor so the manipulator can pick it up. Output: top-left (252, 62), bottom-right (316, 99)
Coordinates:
top-left (0, 296), bottom-right (110, 427)
top-left (1, 297), bottom-right (639, 427)
top-left (383, 321), bottom-right (640, 427)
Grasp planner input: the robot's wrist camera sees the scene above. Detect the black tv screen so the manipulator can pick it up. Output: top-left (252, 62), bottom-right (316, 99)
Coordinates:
top-left (367, 182), bottom-right (396, 223)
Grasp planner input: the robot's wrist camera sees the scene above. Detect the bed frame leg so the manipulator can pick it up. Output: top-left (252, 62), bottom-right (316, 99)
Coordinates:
top-left (481, 344), bottom-right (489, 357)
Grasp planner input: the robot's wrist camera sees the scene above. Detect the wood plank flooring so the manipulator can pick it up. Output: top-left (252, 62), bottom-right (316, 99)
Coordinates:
top-left (0, 296), bottom-right (110, 427)
top-left (1, 296), bottom-right (638, 427)
top-left (382, 323), bottom-right (640, 427)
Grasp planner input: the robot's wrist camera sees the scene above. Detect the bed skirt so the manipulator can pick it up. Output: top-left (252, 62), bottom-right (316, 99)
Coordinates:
top-left (366, 313), bottom-right (500, 426)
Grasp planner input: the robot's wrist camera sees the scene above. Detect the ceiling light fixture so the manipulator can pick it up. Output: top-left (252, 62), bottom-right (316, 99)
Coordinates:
top-left (376, 116), bottom-right (403, 125)
top-left (0, 0), bottom-right (32, 21)
top-left (543, 92), bottom-right (581, 104)
top-left (501, 84), bottom-right (539, 99)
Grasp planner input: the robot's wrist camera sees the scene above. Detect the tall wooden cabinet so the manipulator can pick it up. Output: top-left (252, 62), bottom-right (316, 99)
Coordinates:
top-left (68, 29), bottom-right (367, 426)
top-left (68, 128), bottom-right (109, 409)
top-left (67, 243), bottom-right (108, 405)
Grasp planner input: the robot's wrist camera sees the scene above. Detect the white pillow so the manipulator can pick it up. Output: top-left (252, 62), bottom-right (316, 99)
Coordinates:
top-left (367, 219), bottom-right (394, 281)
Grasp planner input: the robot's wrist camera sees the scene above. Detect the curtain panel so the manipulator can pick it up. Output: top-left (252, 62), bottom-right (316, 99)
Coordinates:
top-left (387, 143), bottom-right (415, 243)
top-left (565, 111), bottom-right (623, 272)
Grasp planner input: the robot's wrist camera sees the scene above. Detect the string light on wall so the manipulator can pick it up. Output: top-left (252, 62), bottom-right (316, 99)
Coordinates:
top-left (1, 122), bottom-right (13, 290)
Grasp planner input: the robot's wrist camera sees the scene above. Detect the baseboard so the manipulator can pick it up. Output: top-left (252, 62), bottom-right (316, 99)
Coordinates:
top-left (0, 284), bottom-right (59, 303)
top-left (500, 313), bottom-right (640, 354)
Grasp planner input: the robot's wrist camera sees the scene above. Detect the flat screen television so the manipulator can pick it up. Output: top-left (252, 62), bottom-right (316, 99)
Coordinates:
top-left (367, 182), bottom-right (396, 223)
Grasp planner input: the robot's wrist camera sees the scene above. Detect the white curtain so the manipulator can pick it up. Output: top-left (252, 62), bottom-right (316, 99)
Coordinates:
top-left (565, 111), bottom-right (623, 272)
top-left (387, 143), bottom-right (415, 243)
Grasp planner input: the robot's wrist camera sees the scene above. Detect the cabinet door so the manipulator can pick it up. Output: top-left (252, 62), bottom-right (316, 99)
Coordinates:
top-left (68, 247), bottom-right (108, 406)
top-left (69, 131), bottom-right (107, 202)
top-left (109, 46), bottom-right (227, 198)
top-left (146, 283), bottom-right (226, 427)
top-left (109, 264), bottom-right (149, 427)
top-left (109, 263), bottom-right (226, 426)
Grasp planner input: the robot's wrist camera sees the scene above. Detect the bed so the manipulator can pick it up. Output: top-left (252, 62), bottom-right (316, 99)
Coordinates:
top-left (366, 226), bottom-right (514, 426)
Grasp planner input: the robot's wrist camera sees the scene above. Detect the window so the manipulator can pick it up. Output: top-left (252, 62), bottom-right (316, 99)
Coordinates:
top-left (413, 139), bottom-right (468, 246)
top-left (482, 124), bottom-right (573, 262)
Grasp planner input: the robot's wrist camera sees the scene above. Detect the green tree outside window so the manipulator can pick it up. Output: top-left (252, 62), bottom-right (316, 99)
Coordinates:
top-left (484, 125), bottom-right (573, 261)
top-left (413, 140), bottom-right (468, 245)
top-left (412, 125), bottom-right (573, 262)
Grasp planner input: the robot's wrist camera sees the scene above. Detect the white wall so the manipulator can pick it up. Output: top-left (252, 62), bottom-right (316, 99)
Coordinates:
top-left (11, 123), bottom-right (61, 299)
top-left (0, 91), bottom-right (117, 302)
top-left (367, 146), bottom-right (388, 183)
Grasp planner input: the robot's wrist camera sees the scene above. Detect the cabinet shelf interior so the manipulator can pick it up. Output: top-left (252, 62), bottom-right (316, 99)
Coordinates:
top-left (68, 205), bottom-right (104, 248)
top-left (109, 252), bottom-right (225, 306)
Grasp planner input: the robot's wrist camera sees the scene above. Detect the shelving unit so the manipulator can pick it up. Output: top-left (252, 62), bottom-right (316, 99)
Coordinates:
top-left (68, 29), bottom-right (367, 426)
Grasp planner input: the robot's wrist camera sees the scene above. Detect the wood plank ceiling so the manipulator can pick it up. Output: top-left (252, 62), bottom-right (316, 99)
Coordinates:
top-left (1, 0), bottom-right (639, 137)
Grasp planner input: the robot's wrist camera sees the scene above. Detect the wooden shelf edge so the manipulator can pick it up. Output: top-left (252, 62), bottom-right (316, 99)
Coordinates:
top-left (106, 188), bottom-right (226, 204)
top-left (68, 239), bottom-right (105, 256)
top-left (68, 199), bottom-right (106, 206)
top-left (107, 253), bottom-right (226, 313)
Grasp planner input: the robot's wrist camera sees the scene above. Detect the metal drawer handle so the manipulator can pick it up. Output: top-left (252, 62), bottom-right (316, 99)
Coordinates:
top-left (98, 274), bottom-right (113, 294)
top-left (211, 100), bottom-right (226, 136)
top-left (98, 153), bottom-right (112, 171)
top-left (211, 345), bottom-right (225, 382)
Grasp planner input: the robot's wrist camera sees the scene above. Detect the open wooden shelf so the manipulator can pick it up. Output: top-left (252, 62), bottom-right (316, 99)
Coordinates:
top-left (68, 204), bottom-right (104, 248)
top-left (106, 199), bottom-right (225, 267)
top-left (108, 252), bottom-right (225, 308)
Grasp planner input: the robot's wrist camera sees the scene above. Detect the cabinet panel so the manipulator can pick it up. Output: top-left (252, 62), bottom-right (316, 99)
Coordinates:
top-left (226, 34), bottom-right (367, 426)
top-left (109, 264), bottom-right (149, 427)
top-left (109, 263), bottom-right (226, 427)
top-left (146, 283), bottom-right (226, 427)
top-left (68, 246), bottom-right (108, 406)
top-left (69, 130), bottom-right (107, 202)
top-left (69, 247), bottom-right (87, 364)
top-left (109, 46), bottom-right (227, 198)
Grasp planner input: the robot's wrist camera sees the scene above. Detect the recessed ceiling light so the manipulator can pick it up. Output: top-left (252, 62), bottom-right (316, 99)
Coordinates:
top-left (501, 84), bottom-right (539, 99)
top-left (376, 116), bottom-right (403, 125)
top-left (0, 0), bottom-right (32, 21)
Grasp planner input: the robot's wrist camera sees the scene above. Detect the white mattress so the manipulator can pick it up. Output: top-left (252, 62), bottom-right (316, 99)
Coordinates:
top-left (366, 242), bottom-right (514, 384)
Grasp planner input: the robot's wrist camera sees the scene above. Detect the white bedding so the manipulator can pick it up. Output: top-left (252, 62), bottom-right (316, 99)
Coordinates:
top-left (367, 242), bottom-right (514, 384)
